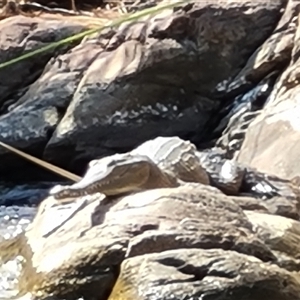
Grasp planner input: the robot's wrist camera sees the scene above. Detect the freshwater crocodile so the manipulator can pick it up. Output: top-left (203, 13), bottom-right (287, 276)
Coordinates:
top-left (50, 136), bottom-right (210, 199)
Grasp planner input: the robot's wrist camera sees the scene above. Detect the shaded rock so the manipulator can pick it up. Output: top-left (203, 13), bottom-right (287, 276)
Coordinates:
top-left (0, 15), bottom-right (90, 180)
top-left (0, 182), bottom-right (62, 206)
top-left (15, 183), bottom-right (277, 299)
top-left (37, 0), bottom-right (283, 172)
top-left (219, 0), bottom-right (299, 98)
top-left (194, 147), bottom-right (300, 218)
top-left (196, 146), bottom-right (300, 200)
top-left (229, 195), bottom-right (271, 214)
top-left (0, 16), bottom-right (84, 107)
top-left (28, 0), bottom-right (104, 11)
top-left (241, 167), bottom-right (300, 200)
top-left (109, 248), bottom-right (300, 300)
top-left (203, 0), bottom-right (298, 154)
top-left (235, 2), bottom-right (300, 178)
top-left (193, 144), bottom-right (300, 217)
top-left (215, 71), bottom-right (278, 158)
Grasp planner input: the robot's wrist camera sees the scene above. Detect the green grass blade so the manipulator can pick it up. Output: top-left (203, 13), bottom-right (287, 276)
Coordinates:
top-left (0, 0), bottom-right (189, 69)
top-left (0, 0), bottom-right (190, 180)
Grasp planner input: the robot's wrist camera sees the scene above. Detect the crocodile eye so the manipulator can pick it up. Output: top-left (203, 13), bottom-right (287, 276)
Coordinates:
top-left (107, 160), bottom-right (116, 167)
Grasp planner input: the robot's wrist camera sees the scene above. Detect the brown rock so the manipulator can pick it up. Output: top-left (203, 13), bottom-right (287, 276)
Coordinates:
top-left (236, 2), bottom-right (300, 178)
top-left (36, 0), bottom-right (282, 172)
top-left (245, 210), bottom-right (300, 271)
top-left (19, 192), bottom-right (126, 300)
top-left (17, 183), bottom-right (277, 299)
top-left (233, 195), bottom-right (300, 220)
top-left (109, 248), bottom-right (300, 300)
top-left (0, 15), bottom-right (90, 180)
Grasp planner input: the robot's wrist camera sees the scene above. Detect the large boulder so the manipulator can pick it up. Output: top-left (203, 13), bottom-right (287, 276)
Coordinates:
top-left (0, 0), bottom-right (284, 178)
top-left (215, 0), bottom-right (300, 161)
top-left (109, 248), bottom-right (300, 300)
top-left (0, 181), bottom-right (297, 300)
top-left (244, 210), bottom-right (300, 270)
top-left (232, 1), bottom-right (300, 179)
top-left (43, 0), bottom-right (283, 171)
top-left (0, 15), bottom-right (91, 180)
top-left (12, 183), bottom-right (288, 300)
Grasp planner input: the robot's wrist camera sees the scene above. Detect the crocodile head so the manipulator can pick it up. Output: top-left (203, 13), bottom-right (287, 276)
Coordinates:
top-left (50, 153), bottom-right (155, 198)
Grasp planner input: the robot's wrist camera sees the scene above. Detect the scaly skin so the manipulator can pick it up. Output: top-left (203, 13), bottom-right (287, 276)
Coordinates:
top-left (50, 136), bottom-right (210, 200)
top-left (50, 153), bottom-right (179, 199)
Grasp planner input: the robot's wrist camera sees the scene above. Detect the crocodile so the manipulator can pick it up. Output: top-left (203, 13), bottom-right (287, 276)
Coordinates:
top-left (50, 136), bottom-right (210, 199)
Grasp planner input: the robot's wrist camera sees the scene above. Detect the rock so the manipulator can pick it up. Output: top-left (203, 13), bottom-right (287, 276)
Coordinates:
top-left (194, 146), bottom-right (300, 218)
top-left (245, 210), bottom-right (300, 271)
top-left (215, 71), bottom-right (277, 158)
top-left (15, 183), bottom-right (278, 299)
top-left (233, 1), bottom-right (300, 178)
top-left (232, 195), bottom-right (300, 220)
top-left (0, 0), bottom-right (291, 178)
top-left (0, 15), bottom-right (90, 180)
top-left (2, 1), bottom-right (300, 297)
top-left (109, 248), bottom-right (300, 300)
top-left (195, 145), bottom-right (300, 213)
top-left (216, 0), bottom-right (299, 98)
top-left (196, 147), bottom-right (245, 195)
top-left (0, 16), bottom-right (84, 108)
top-left (17, 0), bottom-right (281, 173)
top-left (18, 192), bottom-right (123, 300)
top-left (0, 182), bottom-right (62, 205)
top-left (241, 167), bottom-right (300, 199)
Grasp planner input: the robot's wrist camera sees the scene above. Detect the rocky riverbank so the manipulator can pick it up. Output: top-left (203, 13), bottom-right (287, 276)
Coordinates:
top-left (0, 0), bottom-right (291, 179)
top-left (2, 0), bottom-right (300, 299)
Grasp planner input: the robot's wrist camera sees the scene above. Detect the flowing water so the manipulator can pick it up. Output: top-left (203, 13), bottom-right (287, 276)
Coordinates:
top-left (0, 182), bottom-right (60, 299)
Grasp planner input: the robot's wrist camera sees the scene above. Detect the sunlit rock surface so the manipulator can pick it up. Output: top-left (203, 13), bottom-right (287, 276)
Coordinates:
top-left (1, 0), bottom-right (300, 299)
top-left (0, 0), bottom-right (285, 177)
top-left (232, 1), bottom-right (300, 179)
top-left (0, 181), bottom-right (294, 300)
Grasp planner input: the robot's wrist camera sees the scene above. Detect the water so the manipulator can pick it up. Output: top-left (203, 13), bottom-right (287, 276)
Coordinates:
top-left (0, 205), bottom-right (35, 299)
top-left (0, 182), bottom-right (60, 299)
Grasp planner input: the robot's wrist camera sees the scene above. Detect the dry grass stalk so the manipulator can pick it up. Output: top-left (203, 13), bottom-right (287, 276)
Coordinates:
top-left (0, 141), bottom-right (81, 182)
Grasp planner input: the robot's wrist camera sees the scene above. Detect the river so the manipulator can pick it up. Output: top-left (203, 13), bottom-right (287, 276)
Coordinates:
top-left (0, 181), bottom-right (60, 299)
